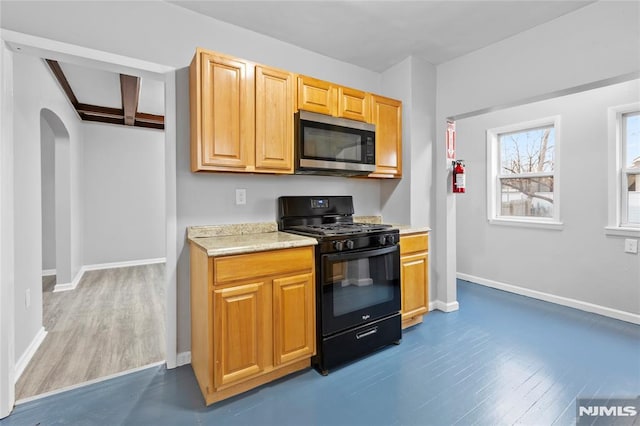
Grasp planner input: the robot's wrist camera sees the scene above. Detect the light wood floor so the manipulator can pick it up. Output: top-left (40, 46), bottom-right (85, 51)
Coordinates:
top-left (16, 264), bottom-right (165, 400)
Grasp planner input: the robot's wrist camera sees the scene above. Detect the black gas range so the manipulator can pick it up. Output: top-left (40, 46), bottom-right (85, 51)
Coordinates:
top-left (278, 196), bottom-right (401, 375)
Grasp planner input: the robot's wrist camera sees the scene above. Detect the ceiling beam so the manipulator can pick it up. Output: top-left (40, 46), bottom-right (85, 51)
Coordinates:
top-left (77, 103), bottom-right (124, 119)
top-left (120, 74), bottom-right (140, 126)
top-left (45, 59), bottom-right (79, 108)
top-left (46, 58), bottom-right (164, 130)
top-left (135, 112), bottom-right (164, 125)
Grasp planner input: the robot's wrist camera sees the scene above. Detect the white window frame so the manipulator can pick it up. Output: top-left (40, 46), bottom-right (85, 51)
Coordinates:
top-left (487, 116), bottom-right (563, 230)
top-left (606, 102), bottom-right (640, 238)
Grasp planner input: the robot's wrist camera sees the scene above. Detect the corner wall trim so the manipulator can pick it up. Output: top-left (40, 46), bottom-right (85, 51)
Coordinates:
top-left (176, 352), bottom-right (191, 367)
top-left (53, 268), bottom-right (83, 292)
top-left (14, 327), bottom-right (47, 383)
top-left (430, 300), bottom-right (460, 313)
top-left (457, 272), bottom-right (640, 325)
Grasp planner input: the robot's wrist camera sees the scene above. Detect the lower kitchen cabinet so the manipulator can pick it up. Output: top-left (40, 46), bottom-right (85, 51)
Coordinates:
top-left (190, 244), bottom-right (316, 405)
top-left (400, 232), bottom-right (429, 329)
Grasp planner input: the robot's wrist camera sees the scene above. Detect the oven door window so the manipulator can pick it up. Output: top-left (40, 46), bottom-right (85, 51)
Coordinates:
top-left (321, 245), bottom-right (400, 335)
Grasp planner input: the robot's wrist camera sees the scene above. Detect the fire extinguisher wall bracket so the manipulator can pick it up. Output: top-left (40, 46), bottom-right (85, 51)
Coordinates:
top-left (452, 160), bottom-right (466, 194)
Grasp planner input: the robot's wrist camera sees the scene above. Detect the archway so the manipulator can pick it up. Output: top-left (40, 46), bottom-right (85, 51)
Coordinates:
top-left (40, 108), bottom-right (71, 288)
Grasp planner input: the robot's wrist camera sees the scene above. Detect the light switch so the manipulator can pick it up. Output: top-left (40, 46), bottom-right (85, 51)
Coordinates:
top-left (624, 239), bottom-right (638, 254)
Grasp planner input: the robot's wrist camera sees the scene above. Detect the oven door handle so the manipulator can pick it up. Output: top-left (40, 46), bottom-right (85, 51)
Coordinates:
top-left (323, 245), bottom-right (398, 263)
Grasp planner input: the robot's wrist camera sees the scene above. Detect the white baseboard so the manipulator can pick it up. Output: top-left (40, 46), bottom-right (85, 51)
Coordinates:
top-left (52, 258), bottom-right (166, 292)
top-left (41, 269), bottom-right (56, 277)
top-left (457, 272), bottom-right (640, 325)
top-left (53, 268), bottom-right (84, 292)
top-left (82, 257), bottom-right (166, 272)
top-left (176, 351), bottom-right (191, 367)
top-left (14, 327), bottom-right (47, 383)
top-left (430, 300), bottom-right (460, 313)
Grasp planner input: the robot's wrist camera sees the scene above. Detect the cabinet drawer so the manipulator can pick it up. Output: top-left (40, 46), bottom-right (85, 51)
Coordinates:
top-left (214, 247), bottom-right (313, 284)
top-left (400, 233), bottom-right (428, 255)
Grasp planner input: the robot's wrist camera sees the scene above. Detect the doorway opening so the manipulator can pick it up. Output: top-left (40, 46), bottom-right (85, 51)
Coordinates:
top-left (0, 32), bottom-right (177, 415)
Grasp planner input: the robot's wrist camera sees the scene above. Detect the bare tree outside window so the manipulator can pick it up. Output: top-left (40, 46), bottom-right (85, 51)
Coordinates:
top-left (498, 126), bottom-right (555, 218)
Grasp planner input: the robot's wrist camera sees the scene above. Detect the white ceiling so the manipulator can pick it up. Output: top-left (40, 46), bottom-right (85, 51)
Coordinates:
top-left (169, 0), bottom-right (594, 72)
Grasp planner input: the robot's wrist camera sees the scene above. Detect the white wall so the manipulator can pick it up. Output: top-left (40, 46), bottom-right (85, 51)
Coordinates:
top-left (379, 56), bottom-right (436, 226)
top-left (82, 123), bottom-right (165, 265)
top-left (40, 119), bottom-right (55, 271)
top-left (1, 41), bottom-right (17, 418)
top-left (435, 1), bottom-right (640, 312)
top-left (12, 53), bottom-right (82, 360)
top-left (456, 79), bottom-right (640, 316)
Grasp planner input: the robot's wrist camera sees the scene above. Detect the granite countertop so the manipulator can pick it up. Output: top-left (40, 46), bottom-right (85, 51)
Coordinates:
top-left (354, 216), bottom-right (430, 235)
top-left (187, 222), bottom-right (317, 257)
top-left (187, 219), bottom-right (429, 257)
top-left (392, 224), bottom-right (432, 235)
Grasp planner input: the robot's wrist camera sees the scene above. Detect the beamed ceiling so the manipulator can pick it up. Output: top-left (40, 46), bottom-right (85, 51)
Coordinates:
top-left (46, 59), bottom-right (165, 130)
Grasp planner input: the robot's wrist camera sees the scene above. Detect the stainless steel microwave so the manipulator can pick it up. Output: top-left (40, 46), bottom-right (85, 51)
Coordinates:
top-left (295, 111), bottom-right (376, 176)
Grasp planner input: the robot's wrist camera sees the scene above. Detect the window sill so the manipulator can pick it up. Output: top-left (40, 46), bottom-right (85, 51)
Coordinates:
top-left (604, 226), bottom-right (640, 238)
top-left (489, 218), bottom-right (564, 231)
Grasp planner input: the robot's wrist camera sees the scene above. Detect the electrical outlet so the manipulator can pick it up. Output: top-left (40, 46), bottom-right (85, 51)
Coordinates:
top-left (624, 239), bottom-right (638, 254)
top-left (25, 288), bottom-right (31, 308)
top-left (235, 189), bottom-right (246, 205)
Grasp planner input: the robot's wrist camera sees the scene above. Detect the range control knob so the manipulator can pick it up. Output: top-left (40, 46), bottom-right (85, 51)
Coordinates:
top-left (333, 240), bottom-right (345, 251)
top-left (386, 234), bottom-right (397, 245)
top-left (378, 235), bottom-right (387, 246)
top-left (346, 240), bottom-right (355, 250)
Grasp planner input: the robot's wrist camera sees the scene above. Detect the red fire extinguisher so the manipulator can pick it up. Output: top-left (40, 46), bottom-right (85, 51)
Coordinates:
top-left (452, 160), bottom-right (466, 193)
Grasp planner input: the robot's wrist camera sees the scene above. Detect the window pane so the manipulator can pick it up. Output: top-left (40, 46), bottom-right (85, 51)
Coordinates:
top-left (624, 112), bottom-right (640, 169)
top-left (499, 127), bottom-right (555, 175)
top-left (500, 177), bottom-right (553, 218)
top-left (628, 174), bottom-right (640, 224)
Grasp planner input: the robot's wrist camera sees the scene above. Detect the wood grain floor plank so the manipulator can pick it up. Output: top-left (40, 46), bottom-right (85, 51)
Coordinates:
top-left (15, 264), bottom-right (165, 400)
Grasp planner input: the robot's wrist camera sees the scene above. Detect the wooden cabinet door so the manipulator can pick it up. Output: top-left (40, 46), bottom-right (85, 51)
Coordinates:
top-left (273, 273), bottom-right (315, 365)
top-left (400, 252), bottom-right (428, 322)
top-left (197, 51), bottom-right (254, 170)
top-left (297, 75), bottom-right (334, 116)
top-left (337, 86), bottom-right (369, 122)
top-left (255, 65), bottom-right (294, 173)
top-left (370, 95), bottom-right (402, 177)
top-left (213, 282), bottom-right (266, 387)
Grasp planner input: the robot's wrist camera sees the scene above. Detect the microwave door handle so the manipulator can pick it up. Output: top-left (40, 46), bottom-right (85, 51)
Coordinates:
top-left (323, 245), bottom-right (398, 263)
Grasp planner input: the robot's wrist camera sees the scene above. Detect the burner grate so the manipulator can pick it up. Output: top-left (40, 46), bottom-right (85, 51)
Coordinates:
top-left (289, 223), bottom-right (391, 236)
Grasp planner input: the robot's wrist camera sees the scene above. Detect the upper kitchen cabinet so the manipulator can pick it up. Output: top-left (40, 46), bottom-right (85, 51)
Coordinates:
top-left (337, 86), bottom-right (369, 122)
top-left (255, 65), bottom-right (295, 173)
top-left (190, 48), bottom-right (294, 173)
top-left (190, 49), bottom-right (254, 172)
top-left (297, 75), bottom-right (370, 122)
top-left (369, 95), bottom-right (402, 178)
top-left (297, 75), bottom-right (333, 116)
